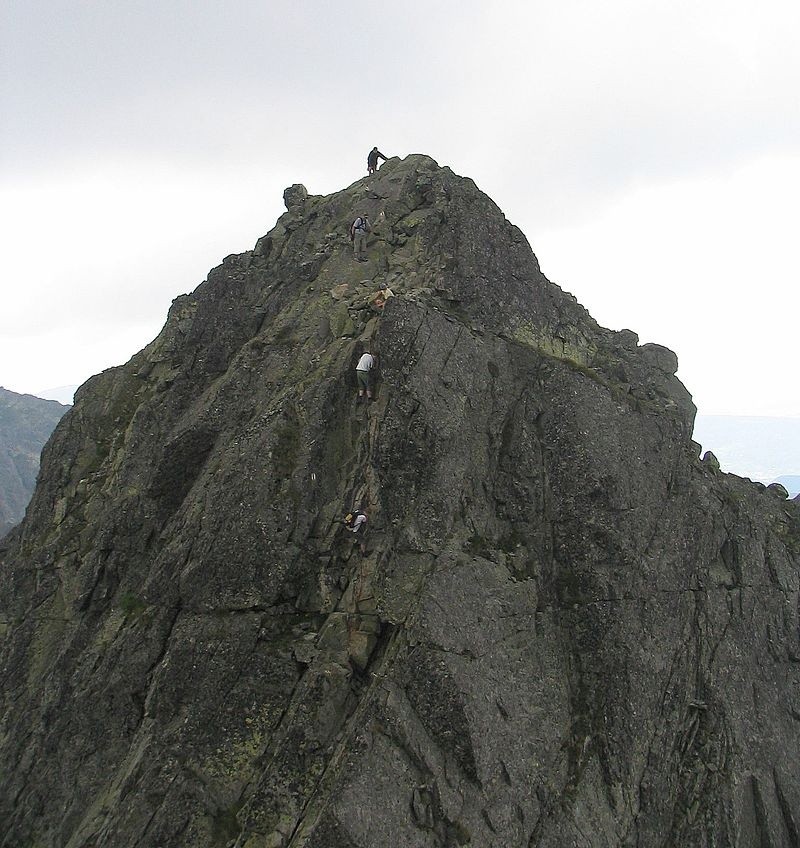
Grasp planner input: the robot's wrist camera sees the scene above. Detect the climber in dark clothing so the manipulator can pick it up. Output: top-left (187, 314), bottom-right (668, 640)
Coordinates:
top-left (351, 214), bottom-right (371, 262)
top-left (367, 147), bottom-right (387, 174)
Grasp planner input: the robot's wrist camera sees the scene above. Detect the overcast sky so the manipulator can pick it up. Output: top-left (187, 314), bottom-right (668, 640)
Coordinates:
top-left (2, 0), bottom-right (798, 419)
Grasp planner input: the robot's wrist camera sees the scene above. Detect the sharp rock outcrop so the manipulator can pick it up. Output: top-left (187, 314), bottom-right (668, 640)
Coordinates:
top-left (1, 155), bottom-right (798, 848)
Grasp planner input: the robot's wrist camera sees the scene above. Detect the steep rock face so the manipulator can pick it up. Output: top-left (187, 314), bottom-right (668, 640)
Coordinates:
top-left (0, 387), bottom-right (69, 538)
top-left (0, 155), bottom-right (798, 848)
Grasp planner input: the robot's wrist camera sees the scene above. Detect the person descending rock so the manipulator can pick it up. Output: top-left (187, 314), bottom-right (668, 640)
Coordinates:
top-left (369, 282), bottom-right (394, 311)
top-left (367, 146), bottom-right (387, 174)
top-left (343, 507), bottom-right (368, 555)
top-left (353, 283), bottom-right (395, 316)
top-left (355, 348), bottom-right (375, 402)
top-left (350, 214), bottom-right (370, 262)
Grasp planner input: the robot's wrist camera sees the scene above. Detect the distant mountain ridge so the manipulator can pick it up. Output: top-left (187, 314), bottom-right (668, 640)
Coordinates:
top-left (0, 387), bottom-right (69, 537)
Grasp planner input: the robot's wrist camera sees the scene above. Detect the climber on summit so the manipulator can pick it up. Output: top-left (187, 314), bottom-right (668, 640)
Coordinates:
top-left (350, 214), bottom-right (370, 262)
top-left (367, 146), bottom-right (387, 174)
top-left (355, 348), bottom-right (375, 402)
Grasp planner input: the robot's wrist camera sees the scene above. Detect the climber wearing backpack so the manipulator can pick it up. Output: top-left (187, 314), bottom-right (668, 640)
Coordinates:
top-left (367, 146), bottom-right (387, 174)
top-left (350, 214), bottom-right (371, 262)
top-left (343, 507), bottom-right (368, 554)
top-left (355, 348), bottom-right (375, 402)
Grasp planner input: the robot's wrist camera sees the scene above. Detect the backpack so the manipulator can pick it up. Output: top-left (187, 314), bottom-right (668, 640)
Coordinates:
top-left (350, 217), bottom-right (367, 240)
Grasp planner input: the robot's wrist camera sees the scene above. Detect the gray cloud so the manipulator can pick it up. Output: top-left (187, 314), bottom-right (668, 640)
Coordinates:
top-left (2, 0), bottom-right (798, 414)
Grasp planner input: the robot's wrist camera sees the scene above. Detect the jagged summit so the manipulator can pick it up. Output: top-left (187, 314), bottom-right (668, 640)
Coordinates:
top-left (1, 155), bottom-right (798, 847)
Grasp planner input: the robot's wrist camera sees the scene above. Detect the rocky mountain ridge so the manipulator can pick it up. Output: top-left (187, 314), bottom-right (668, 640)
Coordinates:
top-left (0, 155), bottom-right (798, 847)
top-left (0, 386), bottom-right (69, 538)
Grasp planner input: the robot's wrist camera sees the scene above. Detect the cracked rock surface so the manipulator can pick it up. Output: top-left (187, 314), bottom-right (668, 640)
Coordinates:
top-left (1, 155), bottom-right (799, 847)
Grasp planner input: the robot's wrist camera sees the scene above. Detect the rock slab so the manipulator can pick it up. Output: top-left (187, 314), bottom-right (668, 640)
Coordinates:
top-left (0, 155), bottom-right (798, 848)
